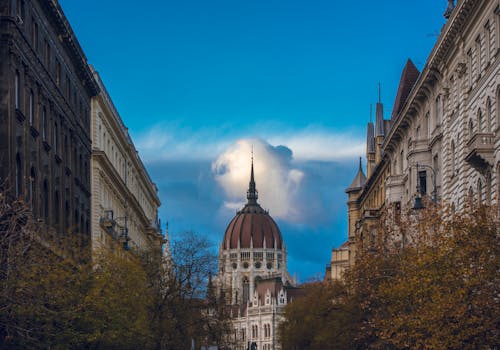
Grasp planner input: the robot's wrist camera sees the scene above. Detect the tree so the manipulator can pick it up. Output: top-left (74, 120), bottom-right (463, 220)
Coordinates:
top-left (148, 230), bottom-right (232, 350)
top-left (278, 281), bottom-right (362, 350)
top-left (279, 204), bottom-right (499, 350)
top-left (348, 204), bottom-right (499, 349)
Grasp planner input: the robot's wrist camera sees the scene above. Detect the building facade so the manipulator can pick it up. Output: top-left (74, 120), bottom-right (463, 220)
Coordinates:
top-left (90, 69), bottom-right (162, 257)
top-left (328, 0), bottom-right (500, 280)
top-left (0, 0), bottom-right (98, 252)
top-left (215, 161), bottom-right (299, 350)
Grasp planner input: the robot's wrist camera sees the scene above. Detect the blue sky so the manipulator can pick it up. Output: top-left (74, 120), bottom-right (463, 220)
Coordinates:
top-left (60, 0), bottom-right (447, 280)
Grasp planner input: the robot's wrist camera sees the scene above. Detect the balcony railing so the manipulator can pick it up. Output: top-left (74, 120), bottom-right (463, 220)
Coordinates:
top-left (465, 132), bottom-right (495, 171)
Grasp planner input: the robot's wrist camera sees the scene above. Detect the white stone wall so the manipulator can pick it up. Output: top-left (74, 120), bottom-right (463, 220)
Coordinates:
top-left (384, 0), bottom-right (499, 212)
top-left (90, 71), bottom-right (161, 255)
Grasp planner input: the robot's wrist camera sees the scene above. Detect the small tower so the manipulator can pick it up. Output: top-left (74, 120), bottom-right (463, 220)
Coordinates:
top-left (366, 105), bottom-right (376, 178)
top-left (374, 83), bottom-right (385, 164)
top-left (345, 158), bottom-right (366, 265)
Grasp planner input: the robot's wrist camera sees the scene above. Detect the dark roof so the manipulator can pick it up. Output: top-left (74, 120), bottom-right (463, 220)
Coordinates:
top-left (346, 158), bottom-right (366, 192)
top-left (375, 102), bottom-right (385, 137)
top-left (391, 59), bottom-right (420, 120)
top-left (222, 161), bottom-right (283, 250)
top-left (366, 122), bottom-right (375, 153)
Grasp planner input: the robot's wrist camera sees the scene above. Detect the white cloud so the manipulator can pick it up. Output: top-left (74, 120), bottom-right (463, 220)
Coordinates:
top-left (212, 139), bottom-right (304, 221)
top-left (133, 122), bottom-right (364, 164)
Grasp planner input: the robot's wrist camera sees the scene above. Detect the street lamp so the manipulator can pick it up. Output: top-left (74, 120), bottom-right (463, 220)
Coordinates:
top-left (413, 162), bottom-right (438, 210)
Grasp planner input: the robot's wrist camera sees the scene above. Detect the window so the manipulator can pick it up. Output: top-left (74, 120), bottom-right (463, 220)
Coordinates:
top-left (15, 154), bottom-right (22, 197)
top-left (485, 21), bottom-right (491, 62)
top-left (29, 90), bottom-right (34, 125)
top-left (15, 71), bottom-right (20, 109)
top-left (29, 167), bottom-right (36, 211)
top-left (485, 171), bottom-right (492, 205)
top-left (399, 149), bottom-right (404, 174)
top-left (425, 112), bottom-right (430, 138)
top-left (53, 122), bottom-right (58, 152)
top-left (477, 179), bottom-right (483, 205)
top-left (45, 39), bottom-right (51, 66)
top-left (435, 95), bottom-right (442, 126)
top-left (418, 170), bottom-right (427, 195)
top-left (467, 48), bottom-right (473, 86)
top-left (486, 97), bottom-right (492, 131)
top-left (16, 0), bottom-right (25, 21)
top-left (477, 108), bottom-right (483, 132)
top-left (43, 180), bottom-right (49, 222)
top-left (42, 107), bottom-right (47, 140)
top-left (31, 18), bottom-right (38, 51)
top-left (475, 35), bottom-right (482, 76)
top-left (468, 187), bottom-right (474, 209)
top-left (54, 191), bottom-right (60, 230)
top-left (468, 118), bottom-right (474, 137)
top-left (55, 59), bottom-right (61, 85)
top-left (451, 140), bottom-right (456, 177)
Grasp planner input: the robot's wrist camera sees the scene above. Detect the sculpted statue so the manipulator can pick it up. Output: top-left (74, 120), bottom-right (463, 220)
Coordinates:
top-left (444, 0), bottom-right (455, 19)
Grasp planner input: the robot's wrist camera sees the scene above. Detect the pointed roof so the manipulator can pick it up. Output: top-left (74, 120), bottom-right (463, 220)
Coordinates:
top-left (391, 59), bottom-right (420, 120)
top-left (246, 153), bottom-right (258, 204)
top-left (346, 158), bottom-right (366, 192)
top-left (367, 121), bottom-right (375, 154)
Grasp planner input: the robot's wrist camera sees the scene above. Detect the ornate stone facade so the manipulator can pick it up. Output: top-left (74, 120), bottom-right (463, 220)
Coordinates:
top-left (328, 0), bottom-right (500, 279)
top-left (90, 69), bottom-right (162, 256)
top-left (0, 0), bottom-right (98, 254)
top-left (215, 161), bottom-right (299, 350)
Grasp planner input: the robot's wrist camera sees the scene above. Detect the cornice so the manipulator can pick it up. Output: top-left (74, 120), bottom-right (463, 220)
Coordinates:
top-left (383, 0), bottom-right (481, 153)
top-left (39, 0), bottom-right (99, 96)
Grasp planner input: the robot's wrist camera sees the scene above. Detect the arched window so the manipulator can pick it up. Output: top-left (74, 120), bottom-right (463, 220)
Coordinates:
top-left (468, 118), bottom-right (474, 137)
top-left (486, 97), bottom-right (492, 131)
top-left (468, 186), bottom-right (474, 209)
top-left (54, 191), bottom-right (60, 231)
top-left (485, 170), bottom-right (492, 205)
top-left (15, 71), bottom-right (20, 110)
top-left (477, 108), bottom-right (483, 132)
top-left (477, 179), bottom-right (483, 205)
top-left (15, 154), bottom-right (22, 198)
top-left (53, 122), bottom-right (58, 153)
top-left (497, 87), bottom-right (500, 128)
top-left (242, 277), bottom-right (249, 302)
top-left (42, 107), bottom-right (47, 140)
top-left (43, 180), bottom-right (48, 222)
top-left (451, 140), bottom-right (456, 177)
top-left (65, 200), bottom-right (70, 231)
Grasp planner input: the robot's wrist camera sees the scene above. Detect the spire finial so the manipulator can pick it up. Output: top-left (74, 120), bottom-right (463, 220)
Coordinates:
top-left (247, 150), bottom-right (258, 204)
top-left (370, 104), bottom-right (373, 123)
top-left (378, 82), bottom-right (381, 103)
top-left (359, 157), bottom-right (362, 171)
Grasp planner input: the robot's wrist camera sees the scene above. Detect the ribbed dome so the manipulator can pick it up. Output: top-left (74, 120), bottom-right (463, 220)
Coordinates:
top-left (222, 158), bottom-right (283, 250)
top-left (223, 203), bottom-right (283, 250)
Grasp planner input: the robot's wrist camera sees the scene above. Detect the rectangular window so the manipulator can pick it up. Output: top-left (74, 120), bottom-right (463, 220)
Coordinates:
top-left (53, 123), bottom-right (58, 152)
top-left (42, 107), bottom-right (46, 140)
top-left (55, 59), bottom-right (61, 85)
top-left (419, 170), bottom-right (427, 195)
top-left (32, 19), bottom-right (38, 51)
top-left (45, 39), bottom-right (51, 67)
top-left (29, 90), bottom-right (33, 124)
top-left (14, 71), bottom-right (20, 109)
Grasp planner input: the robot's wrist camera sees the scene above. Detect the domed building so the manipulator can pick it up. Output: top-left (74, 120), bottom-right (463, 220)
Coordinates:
top-left (215, 159), bottom-right (299, 350)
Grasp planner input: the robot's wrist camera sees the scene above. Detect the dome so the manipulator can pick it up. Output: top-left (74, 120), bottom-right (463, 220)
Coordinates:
top-left (222, 160), bottom-right (283, 250)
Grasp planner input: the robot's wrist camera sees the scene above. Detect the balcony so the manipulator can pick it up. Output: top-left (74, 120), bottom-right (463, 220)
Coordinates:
top-left (465, 132), bottom-right (495, 172)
